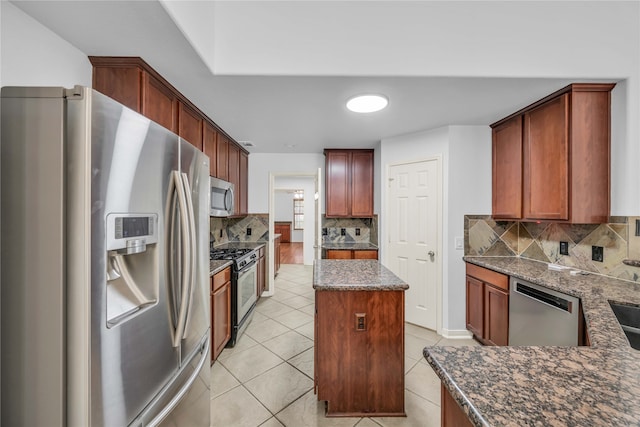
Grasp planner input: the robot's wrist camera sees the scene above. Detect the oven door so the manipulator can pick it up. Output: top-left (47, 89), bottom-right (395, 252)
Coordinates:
top-left (236, 261), bottom-right (258, 323)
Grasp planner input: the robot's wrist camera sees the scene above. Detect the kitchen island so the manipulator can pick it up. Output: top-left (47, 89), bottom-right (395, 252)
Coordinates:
top-left (425, 256), bottom-right (640, 426)
top-left (313, 259), bottom-right (408, 417)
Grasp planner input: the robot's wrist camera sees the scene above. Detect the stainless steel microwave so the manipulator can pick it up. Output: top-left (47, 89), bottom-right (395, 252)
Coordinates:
top-left (210, 177), bottom-right (234, 217)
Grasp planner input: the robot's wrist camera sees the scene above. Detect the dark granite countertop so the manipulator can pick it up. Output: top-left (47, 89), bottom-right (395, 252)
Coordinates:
top-left (321, 242), bottom-right (379, 250)
top-left (424, 256), bottom-right (640, 426)
top-left (210, 259), bottom-right (233, 276)
top-left (313, 259), bottom-right (408, 291)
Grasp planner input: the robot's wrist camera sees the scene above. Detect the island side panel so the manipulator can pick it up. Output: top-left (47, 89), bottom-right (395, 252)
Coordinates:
top-left (367, 290), bottom-right (405, 416)
top-left (316, 290), bottom-right (369, 415)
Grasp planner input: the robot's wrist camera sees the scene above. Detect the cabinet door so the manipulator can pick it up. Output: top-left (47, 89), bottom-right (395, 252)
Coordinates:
top-left (142, 72), bottom-right (177, 132)
top-left (92, 64), bottom-right (142, 112)
top-left (228, 142), bottom-right (240, 214)
top-left (325, 151), bottom-right (351, 217)
top-left (203, 121), bottom-right (217, 177)
top-left (327, 250), bottom-right (352, 259)
top-left (239, 150), bottom-right (249, 215)
top-left (523, 94), bottom-right (569, 220)
top-left (465, 276), bottom-right (484, 339)
top-left (178, 101), bottom-right (203, 151)
top-left (484, 284), bottom-right (509, 346)
top-left (351, 151), bottom-right (374, 217)
top-left (274, 237), bottom-right (281, 274)
top-left (492, 116), bottom-right (522, 219)
top-left (216, 135), bottom-right (229, 180)
top-left (316, 291), bottom-right (368, 414)
top-left (212, 281), bottom-right (231, 360)
top-left (353, 250), bottom-right (378, 260)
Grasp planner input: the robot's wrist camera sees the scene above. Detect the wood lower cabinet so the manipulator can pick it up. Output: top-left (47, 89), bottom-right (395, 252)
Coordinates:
top-left (491, 83), bottom-right (615, 223)
top-left (274, 235), bottom-right (281, 276)
top-left (315, 290), bottom-right (405, 416)
top-left (326, 249), bottom-right (378, 260)
top-left (274, 222), bottom-right (291, 243)
top-left (465, 263), bottom-right (509, 346)
top-left (211, 267), bottom-right (232, 362)
top-left (441, 383), bottom-right (473, 427)
top-left (324, 149), bottom-right (374, 218)
top-left (257, 246), bottom-right (266, 298)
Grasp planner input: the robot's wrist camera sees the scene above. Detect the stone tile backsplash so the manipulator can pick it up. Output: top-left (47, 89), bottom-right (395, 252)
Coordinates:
top-left (210, 214), bottom-right (269, 246)
top-left (465, 215), bottom-right (640, 283)
top-left (322, 216), bottom-right (378, 246)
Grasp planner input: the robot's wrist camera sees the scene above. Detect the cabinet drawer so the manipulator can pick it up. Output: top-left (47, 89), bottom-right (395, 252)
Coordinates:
top-left (213, 267), bottom-right (231, 292)
top-left (466, 264), bottom-right (508, 292)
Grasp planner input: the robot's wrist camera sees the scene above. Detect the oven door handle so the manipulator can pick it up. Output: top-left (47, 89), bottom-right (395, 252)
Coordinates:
top-left (238, 259), bottom-right (257, 273)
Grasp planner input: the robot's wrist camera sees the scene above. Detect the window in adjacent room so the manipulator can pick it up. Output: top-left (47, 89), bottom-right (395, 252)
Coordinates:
top-left (293, 190), bottom-right (304, 230)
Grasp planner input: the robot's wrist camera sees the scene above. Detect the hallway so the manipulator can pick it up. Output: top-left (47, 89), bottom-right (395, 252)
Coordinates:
top-left (279, 243), bottom-right (303, 265)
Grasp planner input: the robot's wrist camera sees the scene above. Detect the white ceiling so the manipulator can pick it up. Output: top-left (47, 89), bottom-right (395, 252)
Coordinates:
top-left (10, 0), bottom-right (630, 154)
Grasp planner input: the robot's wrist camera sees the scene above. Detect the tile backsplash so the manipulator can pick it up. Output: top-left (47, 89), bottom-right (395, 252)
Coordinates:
top-left (210, 214), bottom-right (269, 246)
top-left (322, 216), bottom-right (378, 246)
top-left (465, 215), bottom-right (640, 283)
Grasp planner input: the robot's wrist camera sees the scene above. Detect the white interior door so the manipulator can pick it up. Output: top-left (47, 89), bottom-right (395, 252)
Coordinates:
top-left (387, 159), bottom-right (440, 330)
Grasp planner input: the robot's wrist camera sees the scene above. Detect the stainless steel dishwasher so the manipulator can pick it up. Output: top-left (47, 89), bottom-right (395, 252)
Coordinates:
top-left (509, 277), bottom-right (579, 346)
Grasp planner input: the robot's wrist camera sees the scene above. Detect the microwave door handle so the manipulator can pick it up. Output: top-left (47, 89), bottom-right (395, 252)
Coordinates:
top-left (172, 170), bottom-right (191, 347)
top-left (180, 172), bottom-right (197, 340)
top-left (225, 187), bottom-right (234, 213)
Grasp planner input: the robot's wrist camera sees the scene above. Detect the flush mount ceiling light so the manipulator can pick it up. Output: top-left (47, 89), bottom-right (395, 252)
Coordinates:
top-left (346, 94), bottom-right (388, 113)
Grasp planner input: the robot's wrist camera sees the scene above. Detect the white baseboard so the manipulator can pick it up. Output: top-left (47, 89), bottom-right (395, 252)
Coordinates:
top-left (440, 328), bottom-right (473, 339)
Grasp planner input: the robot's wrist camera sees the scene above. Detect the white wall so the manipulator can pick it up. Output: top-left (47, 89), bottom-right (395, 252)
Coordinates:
top-left (248, 153), bottom-right (325, 213)
top-left (380, 125), bottom-right (491, 334)
top-left (1, 2), bottom-right (91, 88)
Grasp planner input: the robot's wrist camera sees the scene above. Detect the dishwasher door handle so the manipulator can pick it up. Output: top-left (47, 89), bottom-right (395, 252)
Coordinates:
top-left (514, 282), bottom-right (573, 313)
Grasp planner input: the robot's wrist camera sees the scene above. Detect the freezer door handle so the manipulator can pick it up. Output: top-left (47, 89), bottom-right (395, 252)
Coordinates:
top-left (179, 172), bottom-right (197, 340)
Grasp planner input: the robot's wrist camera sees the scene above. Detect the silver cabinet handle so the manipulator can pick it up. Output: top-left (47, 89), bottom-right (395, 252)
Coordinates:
top-left (428, 251), bottom-right (435, 257)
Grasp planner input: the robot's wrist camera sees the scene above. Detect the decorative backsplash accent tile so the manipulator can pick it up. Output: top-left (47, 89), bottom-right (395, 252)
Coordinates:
top-left (210, 214), bottom-right (268, 246)
top-left (464, 215), bottom-right (640, 283)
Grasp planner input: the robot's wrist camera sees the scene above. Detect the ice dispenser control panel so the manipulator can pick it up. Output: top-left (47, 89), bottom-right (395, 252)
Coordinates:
top-left (106, 213), bottom-right (158, 252)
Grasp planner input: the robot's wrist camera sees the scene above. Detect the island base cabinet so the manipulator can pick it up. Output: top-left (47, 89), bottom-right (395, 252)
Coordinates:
top-left (441, 384), bottom-right (473, 427)
top-left (315, 290), bottom-right (405, 417)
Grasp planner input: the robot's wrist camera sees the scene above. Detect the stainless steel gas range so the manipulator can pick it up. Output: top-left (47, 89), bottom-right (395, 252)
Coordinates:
top-left (210, 247), bottom-right (258, 346)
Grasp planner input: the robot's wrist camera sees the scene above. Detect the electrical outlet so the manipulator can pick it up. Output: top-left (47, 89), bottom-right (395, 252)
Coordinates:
top-left (355, 228), bottom-right (361, 236)
top-left (247, 227), bottom-right (252, 236)
top-left (322, 228), bottom-right (328, 236)
top-left (341, 228), bottom-right (346, 236)
top-left (592, 245), bottom-right (604, 262)
top-left (636, 219), bottom-right (640, 236)
top-left (219, 229), bottom-right (223, 238)
top-left (454, 237), bottom-right (463, 250)
top-left (559, 241), bottom-right (569, 256)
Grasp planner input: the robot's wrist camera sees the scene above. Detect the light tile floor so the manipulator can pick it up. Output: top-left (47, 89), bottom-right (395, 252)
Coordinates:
top-left (210, 264), bottom-right (480, 427)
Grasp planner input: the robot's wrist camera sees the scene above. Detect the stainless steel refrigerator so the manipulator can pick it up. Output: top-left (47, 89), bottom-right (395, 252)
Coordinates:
top-left (1, 86), bottom-right (211, 426)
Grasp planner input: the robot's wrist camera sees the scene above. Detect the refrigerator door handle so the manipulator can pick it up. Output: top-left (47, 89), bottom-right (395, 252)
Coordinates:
top-left (179, 172), bottom-right (197, 340)
top-left (171, 170), bottom-right (192, 347)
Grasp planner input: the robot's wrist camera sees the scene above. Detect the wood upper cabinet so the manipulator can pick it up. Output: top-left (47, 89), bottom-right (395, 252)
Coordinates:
top-left (465, 263), bottom-right (509, 346)
top-left (228, 142), bottom-right (241, 214)
top-left (491, 83), bottom-right (615, 223)
top-left (325, 149), bottom-right (374, 217)
top-left (142, 72), bottom-right (177, 132)
top-left (91, 59), bottom-right (142, 112)
top-left (178, 101), bottom-right (203, 151)
top-left (315, 290), bottom-right (404, 416)
top-left (239, 151), bottom-right (249, 215)
top-left (492, 116), bottom-right (522, 219)
top-left (211, 267), bottom-right (232, 362)
top-left (216, 134), bottom-right (229, 181)
top-left (203, 121), bottom-right (218, 177)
